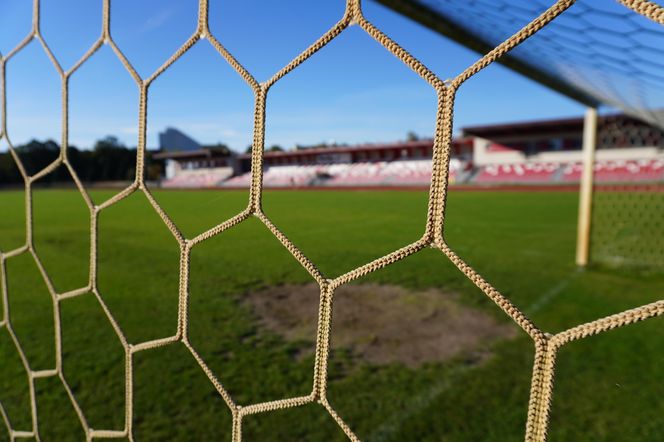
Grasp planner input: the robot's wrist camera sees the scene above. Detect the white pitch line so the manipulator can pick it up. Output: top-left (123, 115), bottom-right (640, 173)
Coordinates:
top-left (525, 270), bottom-right (581, 316)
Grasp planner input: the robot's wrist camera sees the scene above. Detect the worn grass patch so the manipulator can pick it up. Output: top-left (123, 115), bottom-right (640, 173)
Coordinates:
top-left (246, 283), bottom-right (516, 368)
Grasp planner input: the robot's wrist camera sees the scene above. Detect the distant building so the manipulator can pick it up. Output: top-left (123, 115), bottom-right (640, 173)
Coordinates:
top-left (155, 113), bottom-right (664, 188)
top-left (463, 113), bottom-right (664, 166)
top-left (154, 147), bottom-right (237, 182)
top-left (154, 138), bottom-right (473, 188)
top-left (158, 127), bottom-right (201, 152)
top-left (232, 139), bottom-right (472, 174)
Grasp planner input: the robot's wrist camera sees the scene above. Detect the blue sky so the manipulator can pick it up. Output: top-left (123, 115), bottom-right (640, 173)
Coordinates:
top-left (0, 0), bottom-right (588, 151)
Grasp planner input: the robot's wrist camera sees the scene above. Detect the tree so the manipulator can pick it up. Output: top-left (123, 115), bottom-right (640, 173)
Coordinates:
top-left (16, 139), bottom-right (60, 176)
top-left (94, 135), bottom-right (124, 151)
top-left (406, 131), bottom-right (419, 142)
top-left (0, 152), bottom-right (23, 184)
top-left (268, 145), bottom-right (284, 152)
top-left (92, 136), bottom-right (134, 181)
top-left (0, 136), bottom-right (143, 185)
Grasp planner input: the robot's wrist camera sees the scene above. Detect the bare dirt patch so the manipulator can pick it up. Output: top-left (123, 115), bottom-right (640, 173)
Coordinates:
top-left (245, 283), bottom-right (516, 368)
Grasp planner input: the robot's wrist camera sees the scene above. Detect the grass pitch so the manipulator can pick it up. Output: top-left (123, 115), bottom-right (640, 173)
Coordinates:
top-left (0, 189), bottom-right (662, 441)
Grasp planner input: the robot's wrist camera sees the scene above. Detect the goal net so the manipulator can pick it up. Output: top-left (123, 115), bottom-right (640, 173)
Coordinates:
top-left (0, 0), bottom-right (663, 441)
top-left (384, 0), bottom-right (664, 270)
top-left (589, 116), bottom-right (664, 268)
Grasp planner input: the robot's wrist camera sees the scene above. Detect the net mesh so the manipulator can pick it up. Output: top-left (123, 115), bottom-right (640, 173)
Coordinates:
top-left (589, 116), bottom-right (664, 268)
top-left (591, 185), bottom-right (664, 267)
top-left (590, 116), bottom-right (664, 269)
top-left (0, 0), bottom-right (662, 441)
top-left (597, 114), bottom-right (664, 148)
top-left (394, 0), bottom-right (664, 128)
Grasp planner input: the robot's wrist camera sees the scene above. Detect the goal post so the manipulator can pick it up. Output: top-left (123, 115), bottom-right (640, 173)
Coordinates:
top-left (575, 107), bottom-right (598, 267)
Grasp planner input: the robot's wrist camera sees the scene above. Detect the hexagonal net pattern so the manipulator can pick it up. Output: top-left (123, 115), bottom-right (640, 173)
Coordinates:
top-left (591, 185), bottom-right (664, 268)
top-left (0, 0), bottom-right (662, 441)
top-left (403, 0), bottom-right (664, 128)
top-left (589, 117), bottom-right (664, 268)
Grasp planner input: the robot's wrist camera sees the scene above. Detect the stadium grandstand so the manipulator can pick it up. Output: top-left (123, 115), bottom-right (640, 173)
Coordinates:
top-left (155, 112), bottom-right (664, 188)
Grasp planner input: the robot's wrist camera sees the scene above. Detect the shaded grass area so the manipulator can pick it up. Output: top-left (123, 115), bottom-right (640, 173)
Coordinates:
top-left (0, 189), bottom-right (662, 441)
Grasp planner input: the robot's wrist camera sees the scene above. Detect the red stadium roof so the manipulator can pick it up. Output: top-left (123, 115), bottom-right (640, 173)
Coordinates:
top-left (237, 138), bottom-right (472, 160)
top-left (462, 113), bottom-right (654, 139)
top-left (153, 138), bottom-right (476, 162)
top-left (152, 148), bottom-right (231, 160)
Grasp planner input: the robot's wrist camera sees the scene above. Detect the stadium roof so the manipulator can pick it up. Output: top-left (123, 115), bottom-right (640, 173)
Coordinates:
top-left (246, 140), bottom-right (437, 158)
top-left (152, 148), bottom-right (231, 160)
top-left (153, 139), bottom-right (474, 161)
top-left (377, 0), bottom-right (664, 129)
top-left (461, 112), bottom-right (657, 137)
top-left (462, 116), bottom-right (588, 138)
top-left (236, 138), bottom-right (472, 160)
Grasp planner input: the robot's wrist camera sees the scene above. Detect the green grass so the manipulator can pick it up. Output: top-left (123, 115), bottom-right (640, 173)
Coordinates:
top-left (0, 189), bottom-right (662, 441)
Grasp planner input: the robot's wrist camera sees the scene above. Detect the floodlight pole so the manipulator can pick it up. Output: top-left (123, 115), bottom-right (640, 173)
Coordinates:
top-left (575, 107), bottom-right (598, 267)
